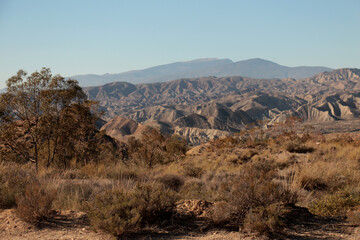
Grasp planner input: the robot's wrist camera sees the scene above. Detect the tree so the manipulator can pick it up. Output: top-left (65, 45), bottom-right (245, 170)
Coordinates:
top-left (0, 68), bottom-right (99, 170)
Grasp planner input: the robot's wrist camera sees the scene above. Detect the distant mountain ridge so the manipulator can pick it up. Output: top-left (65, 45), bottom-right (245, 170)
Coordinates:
top-left (72, 58), bottom-right (332, 87)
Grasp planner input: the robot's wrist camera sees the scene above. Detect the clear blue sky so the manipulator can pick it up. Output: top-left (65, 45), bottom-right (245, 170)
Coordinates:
top-left (0, 0), bottom-right (359, 88)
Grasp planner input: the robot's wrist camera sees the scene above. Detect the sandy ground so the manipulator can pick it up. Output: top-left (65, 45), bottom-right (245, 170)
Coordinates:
top-left (1, 206), bottom-right (360, 240)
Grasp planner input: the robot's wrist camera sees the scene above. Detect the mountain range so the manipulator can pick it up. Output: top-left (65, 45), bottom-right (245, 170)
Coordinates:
top-left (72, 58), bottom-right (332, 87)
top-left (84, 68), bottom-right (360, 144)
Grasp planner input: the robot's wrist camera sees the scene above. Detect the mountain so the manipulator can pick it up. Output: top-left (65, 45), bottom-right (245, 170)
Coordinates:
top-left (72, 58), bottom-right (332, 87)
top-left (85, 68), bottom-right (360, 143)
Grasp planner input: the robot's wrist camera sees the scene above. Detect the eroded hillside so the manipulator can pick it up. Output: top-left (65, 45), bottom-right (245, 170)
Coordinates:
top-left (85, 68), bottom-right (360, 143)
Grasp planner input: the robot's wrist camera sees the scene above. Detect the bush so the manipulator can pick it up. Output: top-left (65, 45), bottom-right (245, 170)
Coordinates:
top-left (0, 165), bottom-right (36, 208)
top-left (52, 180), bottom-right (100, 211)
top-left (16, 184), bottom-right (56, 225)
top-left (86, 190), bottom-right (142, 236)
top-left (209, 201), bottom-right (236, 225)
top-left (243, 203), bottom-right (286, 235)
top-left (180, 179), bottom-right (208, 199)
top-left (309, 190), bottom-right (360, 216)
top-left (183, 164), bottom-right (204, 178)
top-left (209, 162), bottom-right (298, 233)
top-left (299, 176), bottom-right (328, 191)
top-left (86, 182), bottom-right (178, 237)
top-left (135, 183), bottom-right (179, 224)
top-left (157, 174), bottom-right (184, 192)
top-left (285, 141), bottom-right (313, 153)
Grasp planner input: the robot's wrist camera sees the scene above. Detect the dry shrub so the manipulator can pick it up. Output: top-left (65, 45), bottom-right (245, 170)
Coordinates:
top-left (309, 190), bottom-right (360, 216)
top-left (52, 180), bottom-right (101, 211)
top-left (136, 182), bottom-right (179, 224)
top-left (183, 164), bottom-right (204, 178)
top-left (243, 203), bottom-right (286, 235)
top-left (179, 178), bottom-right (208, 199)
top-left (238, 149), bottom-right (258, 163)
top-left (157, 174), bottom-right (184, 192)
top-left (209, 201), bottom-right (237, 225)
top-left (0, 163), bottom-right (36, 208)
top-left (208, 161), bottom-right (298, 233)
top-left (299, 176), bottom-right (328, 191)
top-left (294, 154), bottom-right (360, 192)
top-left (16, 184), bottom-right (56, 225)
top-left (285, 141), bottom-right (313, 153)
top-left (86, 189), bottom-right (142, 236)
top-left (79, 163), bottom-right (138, 180)
top-left (86, 182), bottom-right (178, 237)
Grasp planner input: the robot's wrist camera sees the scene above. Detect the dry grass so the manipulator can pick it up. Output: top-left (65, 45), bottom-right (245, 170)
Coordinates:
top-left (2, 130), bottom-right (360, 237)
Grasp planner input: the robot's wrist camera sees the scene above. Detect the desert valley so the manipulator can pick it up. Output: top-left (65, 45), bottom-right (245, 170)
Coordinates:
top-left (1, 1), bottom-right (360, 239)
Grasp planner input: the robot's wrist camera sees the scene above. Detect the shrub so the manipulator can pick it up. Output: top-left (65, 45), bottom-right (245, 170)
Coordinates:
top-left (135, 183), bottom-right (179, 224)
top-left (52, 180), bottom-right (100, 211)
top-left (86, 182), bottom-right (178, 237)
top-left (157, 174), bottom-right (184, 192)
top-left (238, 149), bottom-right (258, 163)
top-left (209, 162), bottom-right (298, 233)
top-left (16, 184), bottom-right (56, 225)
top-left (209, 201), bottom-right (236, 225)
top-left (0, 164), bottom-right (36, 208)
top-left (183, 164), bottom-right (204, 178)
top-left (86, 189), bottom-right (142, 236)
top-left (285, 141), bottom-right (313, 153)
top-left (243, 203), bottom-right (286, 235)
top-left (309, 190), bottom-right (360, 216)
top-left (180, 179), bottom-right (208, 199)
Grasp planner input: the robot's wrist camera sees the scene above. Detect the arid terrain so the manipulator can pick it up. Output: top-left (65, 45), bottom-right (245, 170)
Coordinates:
top-left (2, 68), bottom-right (360, 240)
top-left (84, 68), bottom-right (360, 144)
top-left (2, 0), bottom-right (359, 239)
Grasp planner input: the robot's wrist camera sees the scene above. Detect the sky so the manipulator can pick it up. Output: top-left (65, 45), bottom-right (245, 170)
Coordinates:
top-left (0, 0), bottom-right (359, 88)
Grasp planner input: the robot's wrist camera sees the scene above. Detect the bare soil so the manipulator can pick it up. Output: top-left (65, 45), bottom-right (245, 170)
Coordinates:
top-left (1, 204), bottom-right (360, 240)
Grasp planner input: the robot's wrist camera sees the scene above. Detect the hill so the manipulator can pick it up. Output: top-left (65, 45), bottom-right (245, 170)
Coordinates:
top-left (85, 68), bottom-right (360, 143)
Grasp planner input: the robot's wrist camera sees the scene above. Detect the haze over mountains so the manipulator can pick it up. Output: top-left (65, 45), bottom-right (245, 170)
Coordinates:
top-left (72, 58), bottom-right (332, 87)
top-left (84, 68), bottom-right (360, 144)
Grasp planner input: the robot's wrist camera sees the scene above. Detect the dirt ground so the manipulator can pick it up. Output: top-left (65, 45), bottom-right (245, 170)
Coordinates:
top-left (1, 205), bottom-right (360, 240)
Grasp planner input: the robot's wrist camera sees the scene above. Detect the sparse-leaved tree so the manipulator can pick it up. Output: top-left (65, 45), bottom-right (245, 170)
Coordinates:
top-left (0, 68), bottom-right (99, 169)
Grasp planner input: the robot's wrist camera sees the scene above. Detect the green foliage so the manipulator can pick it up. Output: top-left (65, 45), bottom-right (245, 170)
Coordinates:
top-left (0, 68), bottom-right (101, 169)
top-left (16, 184), bottom-right (56, 225)
top-left (309, 190), bottom-right (360, 216)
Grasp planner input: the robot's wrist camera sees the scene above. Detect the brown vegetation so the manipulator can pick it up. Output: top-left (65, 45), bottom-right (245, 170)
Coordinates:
top-left (2, 70), bottom-right (360, 239)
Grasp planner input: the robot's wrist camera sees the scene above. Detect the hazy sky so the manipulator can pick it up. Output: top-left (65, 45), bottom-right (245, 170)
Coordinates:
top-left (0, 0), bottom-right (359, 88)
